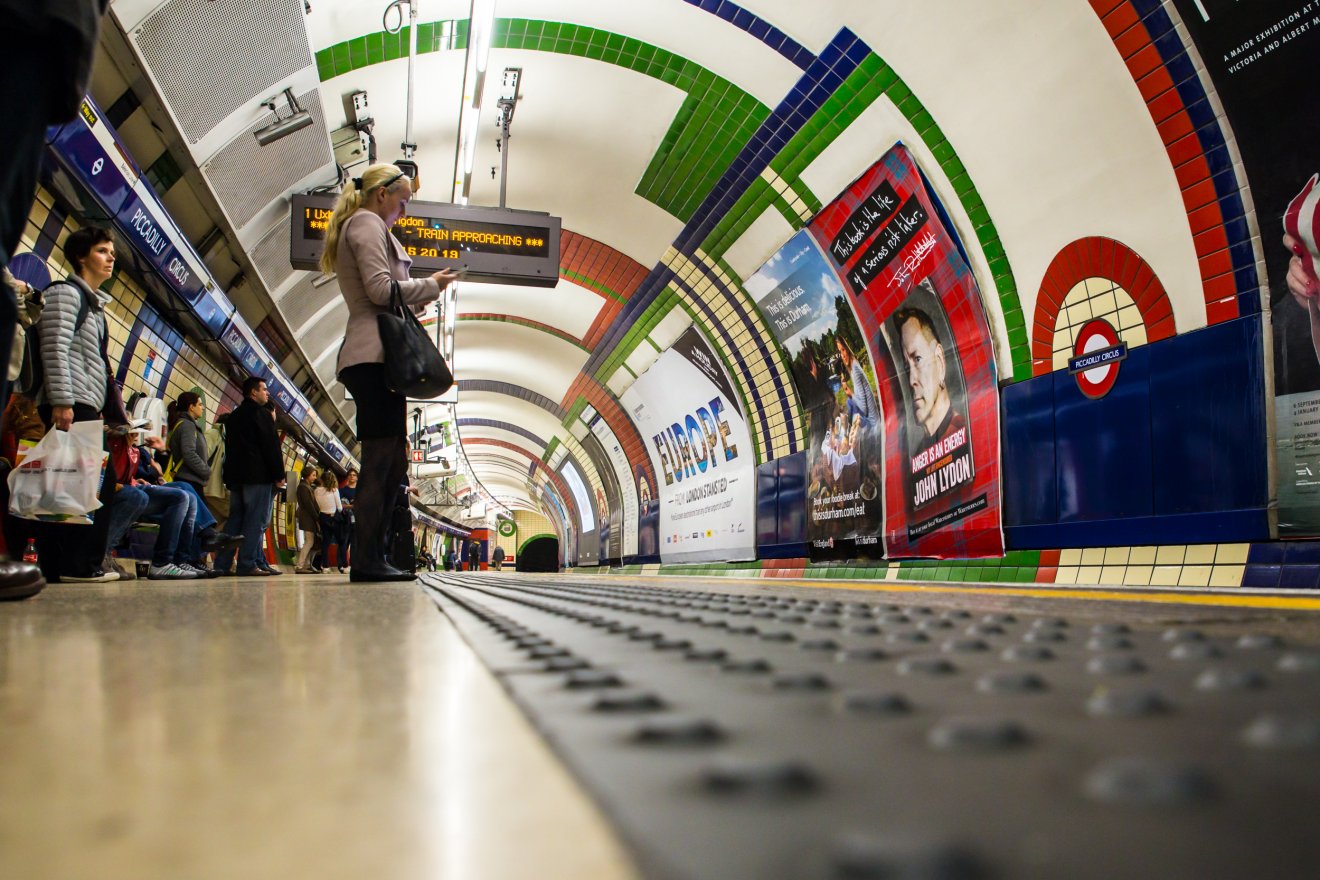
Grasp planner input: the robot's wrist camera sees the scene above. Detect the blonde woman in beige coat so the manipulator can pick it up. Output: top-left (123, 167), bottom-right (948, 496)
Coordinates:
top-left (320, 164), bottom-right (458, 582)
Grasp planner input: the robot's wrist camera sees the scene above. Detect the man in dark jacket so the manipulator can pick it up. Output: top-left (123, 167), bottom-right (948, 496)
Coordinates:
top-left (213, 377), bottom-right (286, 576)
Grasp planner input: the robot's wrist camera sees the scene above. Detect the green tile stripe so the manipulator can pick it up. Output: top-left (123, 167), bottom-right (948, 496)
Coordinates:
top-left (559, 267), bottom-right (628, 304)
top-left (645, 550), bottom-right (1045, 583)
top-left (593, 285), bottom-right (683, 381)
top-left (762, 52), bottom-right (1029, 381)
top-left (541, 436), bottom-right (560, 463)
top-left (491, 19), bottom-right (770, 224)
top-left (457, 314), bottom-right (588, 351)
top-left (316, 20), bottom-right (469, 81)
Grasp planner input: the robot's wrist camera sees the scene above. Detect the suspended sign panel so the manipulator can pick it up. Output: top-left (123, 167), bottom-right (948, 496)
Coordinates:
top-left (623, 327), bottom-right (756, 563)
top-left (290, 193), bottom-right (560, 287)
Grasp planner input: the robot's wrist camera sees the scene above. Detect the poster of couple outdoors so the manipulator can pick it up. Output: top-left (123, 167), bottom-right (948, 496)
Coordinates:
top-left (1165, 0), bottom-right (1320, 535)
top-left (746, 143), bottom-right (1003, 559)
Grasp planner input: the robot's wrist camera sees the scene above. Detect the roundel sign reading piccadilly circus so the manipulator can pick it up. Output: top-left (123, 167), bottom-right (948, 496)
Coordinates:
top-left (1068, 318), bottom-right (1128, 399)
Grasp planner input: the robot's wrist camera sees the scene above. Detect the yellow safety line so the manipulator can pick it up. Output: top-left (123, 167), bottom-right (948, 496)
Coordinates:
top-left (597, 575), bottom-right (1320, 612)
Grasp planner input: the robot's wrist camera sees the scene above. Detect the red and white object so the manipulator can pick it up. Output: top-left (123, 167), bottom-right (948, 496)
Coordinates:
top-left (1285, 173), bottom-right (1320, 286)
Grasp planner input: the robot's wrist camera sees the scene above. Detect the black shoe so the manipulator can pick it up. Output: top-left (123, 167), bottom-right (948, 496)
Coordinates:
top-left (0, 561), bottom-right (46, 601)
top-left (350, 562), bottom-right (416, 583)
top-left (202, 532), bottom-right (245, 553)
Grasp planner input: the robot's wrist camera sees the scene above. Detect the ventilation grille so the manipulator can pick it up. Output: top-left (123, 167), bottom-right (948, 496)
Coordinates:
top-left (251, 218), bottom-right (295, 292)
top-left (279, 274), bottom-right (340, 332)
top-left (135, 0), bottom-right (312, 144)
top-left (302, 300), bottom-right (348, 372)
top-left (203, 88), bottom-right (332, 231)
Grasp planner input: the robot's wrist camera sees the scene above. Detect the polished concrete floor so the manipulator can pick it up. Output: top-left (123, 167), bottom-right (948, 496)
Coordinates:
top-left (0, 572), bottom-right (639, 880)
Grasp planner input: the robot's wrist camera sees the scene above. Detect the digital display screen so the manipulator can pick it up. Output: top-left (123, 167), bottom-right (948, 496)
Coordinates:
top-left (291, 193), bottom-right (560, 287)
top-left (392, 216), bottom-right (550, 260)
top-left (300, 208), bottom-right (549, 259)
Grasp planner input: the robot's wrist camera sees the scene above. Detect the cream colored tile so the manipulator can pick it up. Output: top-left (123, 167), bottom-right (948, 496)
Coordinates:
top-left (1059, 549), bottom-right (1083, 567)
top-left (1081, 548), bottom-right (1105, 566)
top-left (1076, 566), bottom-right (1103, 585)
top-left (1053, 566), bottom-right (1079, 585)
top-left (1178, 565), bottom-right (1213, 587)
top-left (1209, 565), bottom-right (1245, 588)
top-left (1123, 566), bottom-right (1153, 586)
top-left (1099, 566), bottom-right (1127, 585)
top-left (1150, 565), bottom-right (1183, 586)
top-left (1184, 544), bottom-right (1216, 565)
top-left (1155, 545), bottom-right (1187, 565)
top-left (1103, 547), bottom-right (1130, 566)
top-left (1215, 544), bottom-right (1250, 565)
top-left (1128, 546), bottom-right (1157, 565)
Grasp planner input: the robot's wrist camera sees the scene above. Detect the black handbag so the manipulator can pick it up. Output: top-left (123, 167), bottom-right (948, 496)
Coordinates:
top-left (377, 279), bottom-right (453, 399)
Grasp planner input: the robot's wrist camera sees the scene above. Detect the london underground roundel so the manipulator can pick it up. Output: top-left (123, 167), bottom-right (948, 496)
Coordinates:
top-left (1068, 318), bottom-right (1128, 399)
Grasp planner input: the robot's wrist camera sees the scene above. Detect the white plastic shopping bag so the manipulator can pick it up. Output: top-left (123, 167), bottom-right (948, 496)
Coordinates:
top-left (7, 420), bottom-right (106, 524)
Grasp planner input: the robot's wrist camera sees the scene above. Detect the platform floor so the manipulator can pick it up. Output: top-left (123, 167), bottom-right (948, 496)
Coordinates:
top-left (0, 572), bottom-right (638, 880)
top-left (4, 571), bottom-right (1320, 878)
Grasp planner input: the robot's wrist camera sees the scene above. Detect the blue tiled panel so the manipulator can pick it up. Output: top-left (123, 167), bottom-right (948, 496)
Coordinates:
top-left (1149, 316), bottom-right (1268, 515)
top-left (1004, 317), bottom-right (1270, 549)
top-left (756, 461), bottom-right (778, 547)
top-left (777, 451), bottom-right (807, 545)
top-left (1277, 565), bottom-right (1320, 589)
top-left (1282, 542), bottom-right (1320, 564)
top-left (1001, 375), bottom-right (1056, 526)
top-left (1247, 542), bottom-right (1287, 565)
top-left (1241, 564), bottom-right (1282, 589)
top-left (1053, 346), bottom-right (1153, 522)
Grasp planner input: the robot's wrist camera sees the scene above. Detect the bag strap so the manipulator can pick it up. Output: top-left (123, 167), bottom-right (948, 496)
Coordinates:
top-left (389, 278), bottom-right (405, 315)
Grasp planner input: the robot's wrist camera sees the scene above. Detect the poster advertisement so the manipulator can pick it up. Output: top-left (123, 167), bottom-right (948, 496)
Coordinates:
top-left (806, 144), bottom-right (1002, 557)
top-left (746, 230), bottom-right (885, 560)
top-left (636, 464), bottom-right (659, 559)
top-left (1167, 0), bottom-right (1320, 533)
top-left (588, 413), bottom-right (640, 558)
top-left (622, 327), bottom-right (756, 563)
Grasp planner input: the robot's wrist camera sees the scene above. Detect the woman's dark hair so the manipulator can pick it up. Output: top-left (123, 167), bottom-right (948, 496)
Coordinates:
top-left (63, 226), bottom-right (114, 275)
top-left (167, 391), bottom-right (202, 430)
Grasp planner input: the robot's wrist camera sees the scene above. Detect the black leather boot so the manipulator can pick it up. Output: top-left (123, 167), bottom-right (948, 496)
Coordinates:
top-left (349, 436), bottom-right (415, 583)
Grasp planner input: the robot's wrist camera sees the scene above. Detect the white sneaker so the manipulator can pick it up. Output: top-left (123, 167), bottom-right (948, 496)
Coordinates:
top-left (148, 563), bottom-right (199, 580)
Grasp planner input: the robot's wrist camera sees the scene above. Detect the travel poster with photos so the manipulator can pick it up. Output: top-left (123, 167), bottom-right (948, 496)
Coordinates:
top-left (806, 143), bottom-right (1003, 558)
top-left (745, 229), bottom-right (885, 561)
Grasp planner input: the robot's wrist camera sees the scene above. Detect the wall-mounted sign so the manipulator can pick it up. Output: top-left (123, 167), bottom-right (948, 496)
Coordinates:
top-left (1069, 319), bottom-right (1127, 399)
top-left (290, 193), bottom-right (560, 287)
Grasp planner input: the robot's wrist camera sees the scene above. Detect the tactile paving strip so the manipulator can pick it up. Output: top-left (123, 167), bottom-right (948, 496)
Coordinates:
top-left (421, 573), bottom-right (1320, 880)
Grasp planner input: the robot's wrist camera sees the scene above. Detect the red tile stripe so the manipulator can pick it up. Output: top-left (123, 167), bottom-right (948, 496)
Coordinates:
top-left (561, 374), bottom-right (656, 491)
top-left (464, 437), bottom-right (580, 524)
top-left (1032, 237), bottom-right (1175, 376)
top-left (1088, 0), bottom-right (1240, 329)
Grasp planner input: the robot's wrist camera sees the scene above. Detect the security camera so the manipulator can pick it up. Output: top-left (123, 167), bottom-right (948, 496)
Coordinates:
top-left (254, 88), bottom-right (314, 146)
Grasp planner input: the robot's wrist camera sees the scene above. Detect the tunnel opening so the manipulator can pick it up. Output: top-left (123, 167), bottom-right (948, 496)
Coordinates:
top-left (517, 536), bottom-right (561, 572)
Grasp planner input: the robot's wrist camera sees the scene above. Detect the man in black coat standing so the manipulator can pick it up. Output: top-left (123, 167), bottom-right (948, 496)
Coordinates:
top-left (213, 377), bottom-right (286, 576)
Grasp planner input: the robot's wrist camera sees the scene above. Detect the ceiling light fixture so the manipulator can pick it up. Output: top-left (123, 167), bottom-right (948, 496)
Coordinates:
top-left (253, 88), bottom-right (313, 146)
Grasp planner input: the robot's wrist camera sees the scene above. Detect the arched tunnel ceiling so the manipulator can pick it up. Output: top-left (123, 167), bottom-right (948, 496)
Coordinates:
top-left (114, 0), bottom-right (1210, 518)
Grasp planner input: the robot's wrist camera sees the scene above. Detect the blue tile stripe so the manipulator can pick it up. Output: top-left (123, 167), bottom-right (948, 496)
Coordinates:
top-left (682, 0), bottom-right (815, 70)
top-left (457, 417), bottom-right (548, 449)
top-left (454, 379), bottom-right (568, 420)
top-left (1128, 0), bottom-right (1260, 316)
top-left (584, 30), bottom-right (869, 459)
